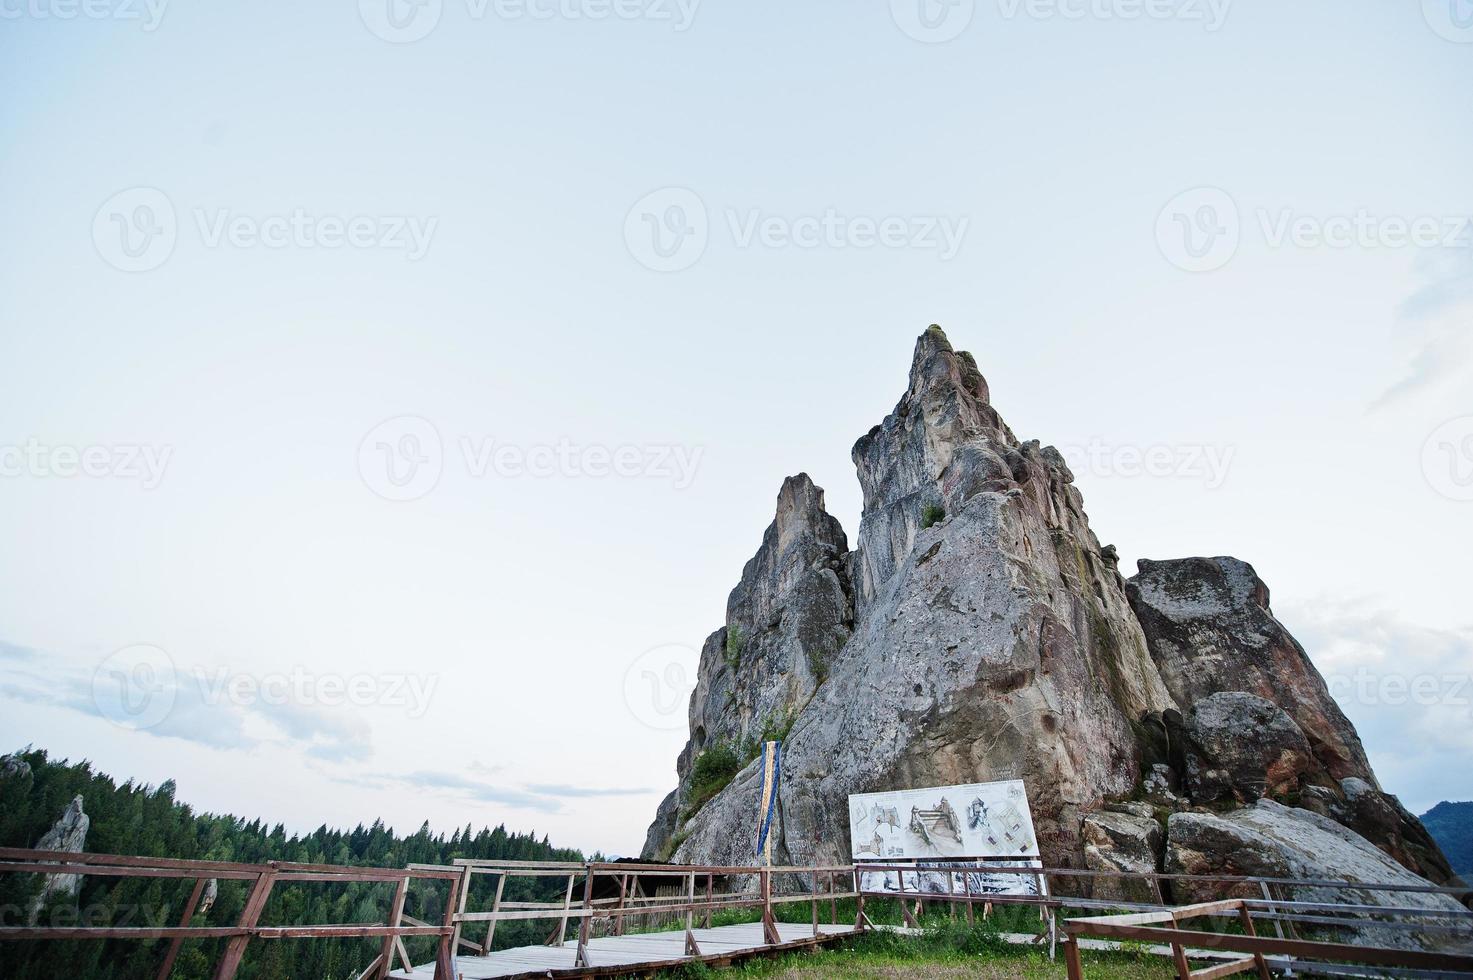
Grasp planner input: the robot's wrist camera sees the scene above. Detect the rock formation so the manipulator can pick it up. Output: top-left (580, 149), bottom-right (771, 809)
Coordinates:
top-left (643, 326), bottom-right (1458, 910)
top-left (1127, 557), bottom-right (1454, 883)
top-left (27, 794), bottom-right (90, 924)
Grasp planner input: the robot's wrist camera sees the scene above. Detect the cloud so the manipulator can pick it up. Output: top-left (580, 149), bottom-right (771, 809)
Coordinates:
top-left (1279, 599), bottom-right (1473, 812)
top-left (1372, 244), bottom-right (1473, 410)
top-left (0, 638), bottom-right (374, 761)
top-left (525, 783), bottom-right (656, 798)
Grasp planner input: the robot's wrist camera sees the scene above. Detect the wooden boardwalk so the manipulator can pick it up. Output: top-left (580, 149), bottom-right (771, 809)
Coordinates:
top-left (389, 921), bottom-right (862, 979)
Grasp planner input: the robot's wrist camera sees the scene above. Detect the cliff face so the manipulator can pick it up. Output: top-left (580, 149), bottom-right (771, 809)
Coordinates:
top-left (642, 326), bottom-right (1456, 894)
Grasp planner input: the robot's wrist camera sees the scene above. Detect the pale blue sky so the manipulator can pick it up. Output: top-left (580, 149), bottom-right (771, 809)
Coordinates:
top-left (1, 0), bottom-right (1470, 856)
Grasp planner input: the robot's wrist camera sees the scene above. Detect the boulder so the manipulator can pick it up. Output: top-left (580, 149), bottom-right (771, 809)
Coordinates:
top-left (1166, 800), bottom-right (1471, 951)
top-left (1082, 809), bottom-right (1163, 903)
top-left (1184, 692), bottom-right (1311, 802)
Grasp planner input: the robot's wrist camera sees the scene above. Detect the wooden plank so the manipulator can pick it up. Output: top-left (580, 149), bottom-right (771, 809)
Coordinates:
top-left (1188, 957), bottom-right (1258, 980)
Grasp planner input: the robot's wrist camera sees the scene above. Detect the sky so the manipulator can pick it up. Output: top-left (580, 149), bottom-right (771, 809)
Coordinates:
top-left (1, 0), bottom-right (1470, 858)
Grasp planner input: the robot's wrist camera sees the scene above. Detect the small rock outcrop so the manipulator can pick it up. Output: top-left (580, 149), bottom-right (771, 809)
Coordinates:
top-left (28, 795), bottom-right (90, 924)
top-left (1, 749), bottom-right (32, 780)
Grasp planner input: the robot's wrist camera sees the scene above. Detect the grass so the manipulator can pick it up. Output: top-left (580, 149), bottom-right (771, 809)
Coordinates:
top-left (921, 503), bottom-right (945, 530)
top-left (682, 742), bottom-right (744, 820)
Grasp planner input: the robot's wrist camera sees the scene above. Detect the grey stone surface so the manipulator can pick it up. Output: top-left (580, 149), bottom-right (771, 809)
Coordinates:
top-left (1129, 557), bottom-right (1454, 882)
top-left (1082, 809), bottom-right (1163, 902)
top-left (28, 794), bottom-right (89, 924)
top-left (1166, 800), bottom-right (1471, 951)
top-left (651, 327), bottom-right (1174, 867)
top-left (1184, 692), bottom-right (1311, 802)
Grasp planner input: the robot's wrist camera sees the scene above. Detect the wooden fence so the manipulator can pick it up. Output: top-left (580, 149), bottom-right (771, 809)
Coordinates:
top-left (3, 847), bottom-right (1470, 979)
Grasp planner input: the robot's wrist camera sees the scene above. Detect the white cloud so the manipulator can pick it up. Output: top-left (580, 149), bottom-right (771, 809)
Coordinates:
top-left (1280, 599), bottom-right (1473, 813)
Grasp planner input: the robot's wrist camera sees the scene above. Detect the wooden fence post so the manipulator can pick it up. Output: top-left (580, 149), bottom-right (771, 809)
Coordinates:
top-left (212, 869), bottom-right (275, 980)
top-left (374, 876), bottom-right (409, 980)
top-left (155, 877), bottom-right (206, 980)
top-left (760, 869), bottom-right (780, 945)
top-left (431, 867), bottom-right (461, 980)
top-left (1237, 902), bottom-right (1272, 980)
top-left (576, 866), bottom-right (595, 968)
top-left (1063, 935), bottom-right (1084, 980)
top-left (483, 872), bottom-right (506, 952)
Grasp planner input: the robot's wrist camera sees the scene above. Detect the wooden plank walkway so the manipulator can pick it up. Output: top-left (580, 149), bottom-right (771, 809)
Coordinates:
top-left (389, 921), bottom-right (862, 979)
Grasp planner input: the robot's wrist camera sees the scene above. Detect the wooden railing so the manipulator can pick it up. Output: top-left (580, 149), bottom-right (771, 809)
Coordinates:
top-left (1060, 897), bottom-right (1473, 980)
top-left (424, 860), bottom-right (861, 970)
top-left (0, 847), bottom-right (463, 980)
top-left (4, 847), bottom-right (1470, 979)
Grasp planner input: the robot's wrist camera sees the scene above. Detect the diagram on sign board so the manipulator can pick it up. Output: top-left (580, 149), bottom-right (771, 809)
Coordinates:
top-left (849, 779), bottom-right (1042, 898)
top-left (847, 779), bottom-right (1039, 860)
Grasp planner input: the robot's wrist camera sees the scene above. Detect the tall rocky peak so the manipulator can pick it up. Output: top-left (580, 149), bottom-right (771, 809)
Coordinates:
top-left (642, 325), bottom-right (1457, 905)
top-left (643, 473), bottom-right (854, 859)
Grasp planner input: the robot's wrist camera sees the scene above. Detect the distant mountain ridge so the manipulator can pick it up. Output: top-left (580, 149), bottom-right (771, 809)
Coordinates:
top-left (1420, 801), bottom-right (1473, 876)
